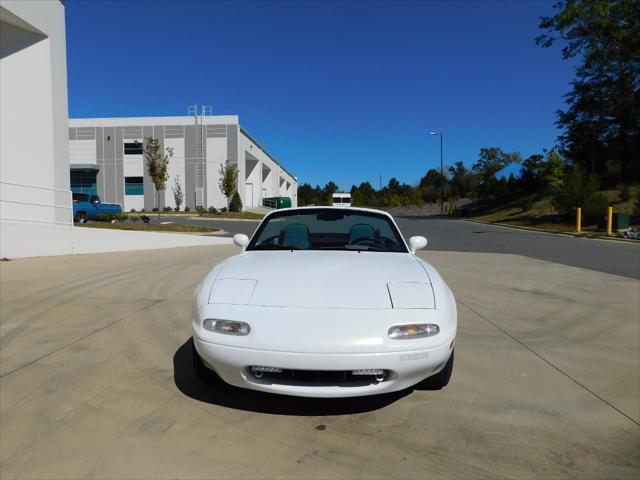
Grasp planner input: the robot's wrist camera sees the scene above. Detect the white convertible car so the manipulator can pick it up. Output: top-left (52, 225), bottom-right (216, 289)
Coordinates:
top-left (192, 207), bottom-right (456, 398)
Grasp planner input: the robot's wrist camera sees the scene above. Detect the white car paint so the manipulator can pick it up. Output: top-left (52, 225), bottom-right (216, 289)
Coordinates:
top-left (192, 207), bottom-right (456, 397)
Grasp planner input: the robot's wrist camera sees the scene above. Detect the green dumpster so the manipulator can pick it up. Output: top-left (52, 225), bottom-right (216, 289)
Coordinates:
top-left (613, 212), bottom-right (630, 231)
top-left (262, 196), bottom-right (292, 209)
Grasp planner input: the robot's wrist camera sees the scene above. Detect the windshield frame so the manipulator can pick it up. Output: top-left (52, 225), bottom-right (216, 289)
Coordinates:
top-left (246, 207), bottom-right (409, 253)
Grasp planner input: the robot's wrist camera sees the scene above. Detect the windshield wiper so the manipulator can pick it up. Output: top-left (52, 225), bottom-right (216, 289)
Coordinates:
top-left (343, 245), bottom-right (387, 252)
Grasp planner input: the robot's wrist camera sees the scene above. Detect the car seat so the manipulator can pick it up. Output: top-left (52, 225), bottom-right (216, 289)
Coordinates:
top-left (347, 223), bottom-right (376, 243)
top-left (281, 223), bottom-right (311, 249)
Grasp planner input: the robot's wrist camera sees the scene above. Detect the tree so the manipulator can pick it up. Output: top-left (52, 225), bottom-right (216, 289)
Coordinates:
top-left (143, 137), bottom-right (174, 223)
top-left (321, 181), bottom-right (339, 205)
top-left (229, 191), bottom-right (242, 212)
top-left (172, 175), bottom-right (183, 212)
top-left (448, 161), bottom-right (470, 198)
top-left (543, 150), bottom-right (566, 195)
top-left (218, 162), bottom-right (238, 214)
top-left (537, 0), bottom-right (640, 184)
top-left (472, 148), bottom-right (521, 198)
top-left (351, 182), bottom-right (380, 207)
top-left (552, 166), bottom-right (607, 224)
top-left (520, 154), bottom-right (545, 192)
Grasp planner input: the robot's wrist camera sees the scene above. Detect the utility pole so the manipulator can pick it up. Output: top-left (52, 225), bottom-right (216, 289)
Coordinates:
top-left (429, 131), bottom-right (444, 215)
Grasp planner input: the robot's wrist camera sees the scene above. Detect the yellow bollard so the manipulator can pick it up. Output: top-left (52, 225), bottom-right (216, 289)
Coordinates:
top-left (607, 206), bottom-right (613, 236)
top-left (576, 207), bottom-right (582, 233)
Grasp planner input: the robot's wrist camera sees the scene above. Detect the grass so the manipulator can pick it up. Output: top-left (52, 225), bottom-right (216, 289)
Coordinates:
top-left (465, 186), bottom-right (639, 236)
top-left (76, 222), bottom-right (220, 233)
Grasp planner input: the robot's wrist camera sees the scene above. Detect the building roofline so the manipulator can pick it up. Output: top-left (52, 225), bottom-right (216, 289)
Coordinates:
top-left (69, 115), bottom-right (239, 127)
top-left (239, 127), bottom-right (296, 180)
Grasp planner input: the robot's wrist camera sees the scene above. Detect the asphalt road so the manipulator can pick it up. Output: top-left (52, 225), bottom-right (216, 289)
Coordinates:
top-left (1, 245), bottom-right (638, 478)
top-left (165, 215), bottom-right (640, 279)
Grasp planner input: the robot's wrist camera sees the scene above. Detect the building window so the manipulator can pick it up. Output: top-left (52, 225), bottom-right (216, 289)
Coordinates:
top-left (124, 142), bottom-right (143, 155)
top-left (125, 177), bottom-right (144, 195)
top-left (70, 170), bottom-right (98, 196)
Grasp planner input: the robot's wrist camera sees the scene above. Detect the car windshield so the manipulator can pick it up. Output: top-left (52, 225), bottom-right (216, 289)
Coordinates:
top-left (247, 208), bottom-right (407, 253)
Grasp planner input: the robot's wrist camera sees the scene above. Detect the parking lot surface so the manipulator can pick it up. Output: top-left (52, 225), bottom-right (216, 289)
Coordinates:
top-left (164, 215), bottom-right (640, 279)
top-left (1, 245), bottom-right (638, 478)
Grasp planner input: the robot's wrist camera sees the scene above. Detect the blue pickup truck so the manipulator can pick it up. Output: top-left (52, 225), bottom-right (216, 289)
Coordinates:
top-left (72, 193), bottom-right (122, 223)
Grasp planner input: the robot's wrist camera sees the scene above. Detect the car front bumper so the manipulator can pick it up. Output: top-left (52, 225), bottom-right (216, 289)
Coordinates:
top-left (193, 334), bottom-right (454, 398)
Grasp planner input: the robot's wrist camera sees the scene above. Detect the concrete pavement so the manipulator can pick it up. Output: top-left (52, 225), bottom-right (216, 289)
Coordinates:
top-left (1, 245), bottom-right (638, 478)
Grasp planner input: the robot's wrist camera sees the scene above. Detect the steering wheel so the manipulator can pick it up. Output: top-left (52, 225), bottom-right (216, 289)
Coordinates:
top-left (347, 236), bottom-right (385, 248)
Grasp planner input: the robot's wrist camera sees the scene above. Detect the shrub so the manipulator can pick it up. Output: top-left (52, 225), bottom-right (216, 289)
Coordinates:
top-left (208, 206), bottom-right (217, 214)
top-left (552, 168), bottom-right (608, 224)
top-left (174, 206), bottom-right (180, 212)
top-left (152, 207), bottom-right (158, 212)
top-left (184, 206), bottom-right (190, 212)
top-left (229, 191), bottom-right (242, 212)
top-left (98, 212), bottom-right (127, 223)
top-left (220, 207), bottom-right (227, 213)
top-left (130, 215), bottom-right (140, 223)
top-left (196, 207), bottom-right (207, 216)
top-left (513, 196), bottom-right (536, 212)
top-left (620, 185), bottom-right (631, 202)
top-left (163, 206), bottom-right (172, 212)
top-left (130, 208), bottom-right (136, 213)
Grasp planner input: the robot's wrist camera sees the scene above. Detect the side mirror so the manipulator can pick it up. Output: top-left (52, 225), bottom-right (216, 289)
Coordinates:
top-left (233, 234), bottom-right (250, 250)
top-left (408, 236), bottom-right (427, 254)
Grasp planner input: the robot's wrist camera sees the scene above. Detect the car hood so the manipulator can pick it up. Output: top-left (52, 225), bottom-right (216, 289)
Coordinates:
top-left (209, 250), bottom-right (434, 309)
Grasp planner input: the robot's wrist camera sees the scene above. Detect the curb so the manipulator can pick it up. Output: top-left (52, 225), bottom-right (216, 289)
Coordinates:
top-left (461, 218), bottom-right (640, 244)
top-left (186, 216), bottom-right (262, 223)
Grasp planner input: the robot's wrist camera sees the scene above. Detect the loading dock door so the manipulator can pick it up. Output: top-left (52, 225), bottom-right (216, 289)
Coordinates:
top-left (245, 183), bottom-right (254, 207)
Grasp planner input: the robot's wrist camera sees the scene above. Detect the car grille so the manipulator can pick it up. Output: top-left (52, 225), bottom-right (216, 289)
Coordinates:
top-left (246, 368), bottom-right (389, 387)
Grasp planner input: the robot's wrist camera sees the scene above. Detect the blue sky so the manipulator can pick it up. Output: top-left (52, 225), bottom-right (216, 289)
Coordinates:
top-left (66, 0), bottom-right (573, 189)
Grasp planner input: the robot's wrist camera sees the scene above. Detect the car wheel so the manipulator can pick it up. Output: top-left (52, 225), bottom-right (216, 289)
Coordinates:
top-left (75, 212), bottom-right (87, 223)
top-left (416, 349), bottom-right (454, 390)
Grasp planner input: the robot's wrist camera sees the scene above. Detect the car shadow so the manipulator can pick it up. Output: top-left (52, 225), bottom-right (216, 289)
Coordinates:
top-left (173, 338), bottom-right (412, 416)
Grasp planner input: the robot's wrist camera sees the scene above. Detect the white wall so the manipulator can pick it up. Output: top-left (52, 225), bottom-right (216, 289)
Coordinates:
top-left (205, 137), bottom-right (227, 209)
top-left (164, 137), bottom-right (185, 209)
top-left (0, 1), bottom-right (72, 258)
top-left (239, 132), bottom-right (298, 209)
top-left (69, 139), bottom-right (97, 164)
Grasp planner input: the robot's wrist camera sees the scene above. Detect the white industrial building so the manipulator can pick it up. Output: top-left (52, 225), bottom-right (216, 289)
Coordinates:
top-left (0, 0), bottom-right (72, 258)
top-left (68, 114), bottom-right (298, 212)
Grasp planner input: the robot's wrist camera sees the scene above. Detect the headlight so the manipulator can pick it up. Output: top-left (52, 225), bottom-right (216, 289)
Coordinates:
top-left (203, 319), bottom-right (251, 335)
top-left (388, 323), bottom-right (439, 339)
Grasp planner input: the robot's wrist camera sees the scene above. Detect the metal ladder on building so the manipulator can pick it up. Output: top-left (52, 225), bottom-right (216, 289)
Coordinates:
top-left (188, 105), bottom-right (212, 208)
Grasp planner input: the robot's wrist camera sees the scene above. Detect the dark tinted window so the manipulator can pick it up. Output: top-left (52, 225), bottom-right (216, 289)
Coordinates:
top-left (248, 208), bottom-right (407, 253)
top-left (124, 142), bottom-right (143, 155)
top-left (72, 193), bottom-right (89, 202)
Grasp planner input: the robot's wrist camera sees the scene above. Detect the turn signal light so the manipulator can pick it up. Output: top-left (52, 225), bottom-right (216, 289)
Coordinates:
top-left (388, 323), bottom-right (439, 339)
top-left (203, 319), bottom-right (251, 335)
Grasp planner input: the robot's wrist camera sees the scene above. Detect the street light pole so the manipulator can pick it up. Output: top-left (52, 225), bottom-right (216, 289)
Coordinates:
top-left (378, 174), bottom-right (382, 191)
top-left (429, 131), bottom-right (444, 215)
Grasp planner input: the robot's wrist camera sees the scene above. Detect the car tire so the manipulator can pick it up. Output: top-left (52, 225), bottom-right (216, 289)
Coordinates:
top-left (75, 212), bottom-right (87, 223)
top-left (416, 349), bottom-right (454, 390)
